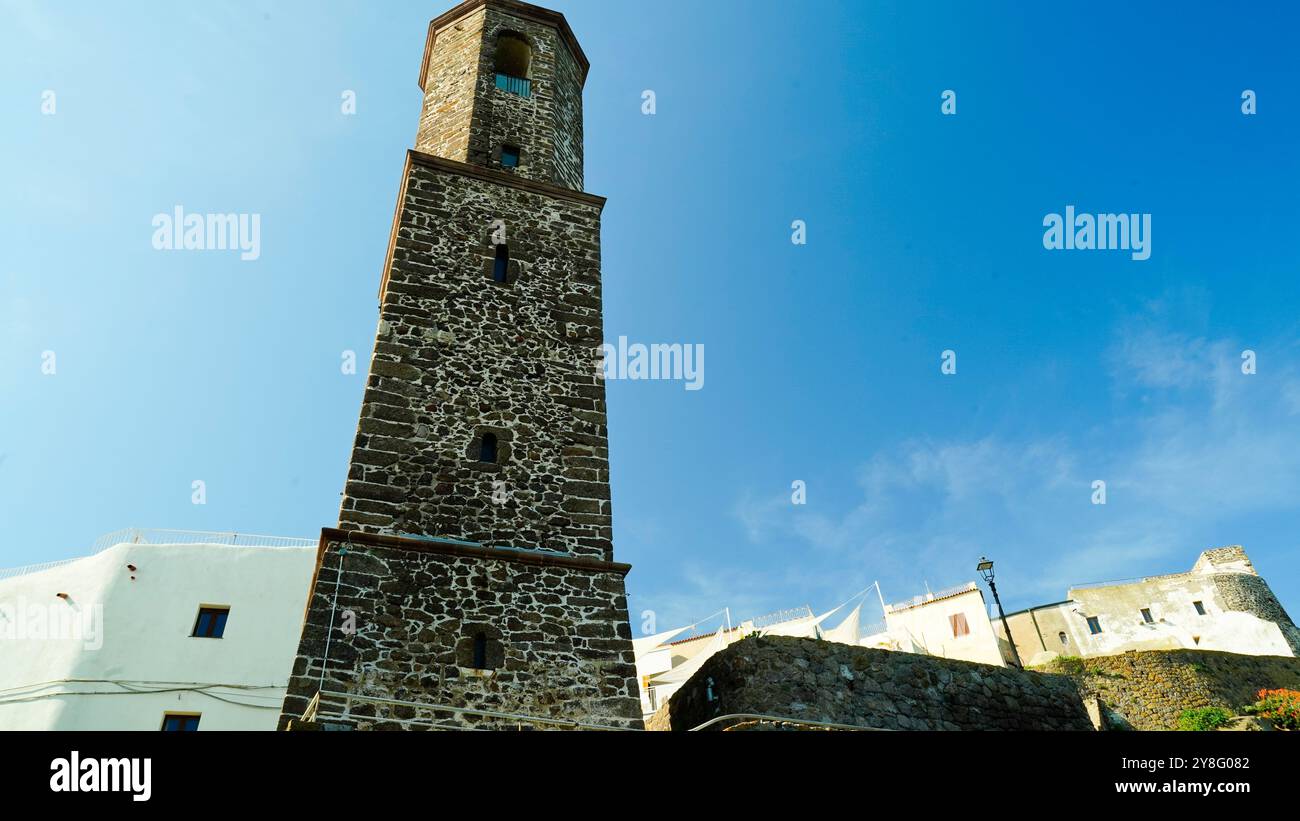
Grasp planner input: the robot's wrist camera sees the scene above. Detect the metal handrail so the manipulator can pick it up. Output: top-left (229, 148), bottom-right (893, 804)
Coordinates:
top-left (298, 691), bottom-right (892, 733)
top-left (687, 713), bottom-right (892, 732)
top-left (309, 690), bottom-right (633, 731)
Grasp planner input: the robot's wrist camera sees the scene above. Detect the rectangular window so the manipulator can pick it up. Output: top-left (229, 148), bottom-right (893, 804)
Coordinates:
top-left (1193, 600), bottom-right (1206, 615)
top-left (161, 713), bottom-right (200, 732)
top-left (500, 145), bottom-right (520, 169)
top-left (192, 606), bottom-right (230, 638)
top-left (949, 613), bottom-right (970, 637)
top-left (1140, 608), bottom-right (1153, 624)
top-left (1086, 616), bottom-right (1103, 635)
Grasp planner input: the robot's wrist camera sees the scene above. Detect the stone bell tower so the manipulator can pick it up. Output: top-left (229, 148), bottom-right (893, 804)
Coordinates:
top-left (278, 0), bottom-right (642, 729)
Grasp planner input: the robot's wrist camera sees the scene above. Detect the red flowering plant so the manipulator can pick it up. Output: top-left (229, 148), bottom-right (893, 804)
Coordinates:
top-left (1244, 688), bottom-right (1300, 730)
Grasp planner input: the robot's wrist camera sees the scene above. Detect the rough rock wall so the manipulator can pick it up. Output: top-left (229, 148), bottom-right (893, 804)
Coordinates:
top-left (345, 153), bottom-right (612, 560)
top-left (415, 2), bottom-right (585, 190)
top-left (1039, 649), bottom-right (1300, 730)
top-left (652, 636), bottom-right (1094, 731)
top-left (415, 5), bottom-right (485, 164)
top-left (278, 531), bottom-right (643, 730)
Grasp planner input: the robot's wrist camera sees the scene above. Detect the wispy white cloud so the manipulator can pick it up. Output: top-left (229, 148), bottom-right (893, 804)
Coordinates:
top-left (722, 314), bottom-right (1300, 613)
top-left (6, 0), bottom-right (58, 41)
top-left (628, 560), bottom-right (780, 637)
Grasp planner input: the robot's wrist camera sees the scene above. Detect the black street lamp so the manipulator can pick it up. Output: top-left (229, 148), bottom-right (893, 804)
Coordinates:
top-left (978, 557), bottom-right (1023, 669)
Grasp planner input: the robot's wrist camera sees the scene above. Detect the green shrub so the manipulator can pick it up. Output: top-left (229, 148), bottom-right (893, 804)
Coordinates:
top-left (1176, 706), bottom-right (1234, 731)
top-left (1086, 666), bottom-right (1124, 679)
top-left (1052, 656), bottom-right (1086, 676)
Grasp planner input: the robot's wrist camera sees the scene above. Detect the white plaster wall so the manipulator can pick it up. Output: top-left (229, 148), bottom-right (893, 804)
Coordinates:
top-left (882, 589), bottom-right (1005, 667)
top-left (0, 541), bottom-right (317, 730)
top-left (635, 646), bottom-right (673, 715)
top-left (1060, 573), bottom-right (1293, 658)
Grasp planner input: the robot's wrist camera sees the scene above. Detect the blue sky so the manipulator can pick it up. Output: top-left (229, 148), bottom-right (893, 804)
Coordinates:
top-left (4, 0), bottom-right (1300, 633)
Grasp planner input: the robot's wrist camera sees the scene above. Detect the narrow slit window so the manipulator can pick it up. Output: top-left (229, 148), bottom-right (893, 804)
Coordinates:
top-left (1193, 600), bottom-right (1206, 615)
top-left (472, 633), bottom-right (488, 669)
top-left (1140, 608), bottom-right (1154, 624)
top-left (479, 432), bottom-right (498, 463)
top-left (492, 244), bottom-right (509, 283)
top-left (1058, 631), bottom-right (1068, 645)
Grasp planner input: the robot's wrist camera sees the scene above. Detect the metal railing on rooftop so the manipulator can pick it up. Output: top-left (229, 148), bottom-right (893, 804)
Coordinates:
top-left (0, 528), bottom-right (314, 582)
top-left (885, 581), bottom-right (978, 613)
top-left (1068, 570), bottom-right (1189, 591)
top-left (0, 558), bottom-right (80, 582)
top-left (750, 605), bottom-right (814, 629)
top-left (92, 528), bottom-right (314, 552)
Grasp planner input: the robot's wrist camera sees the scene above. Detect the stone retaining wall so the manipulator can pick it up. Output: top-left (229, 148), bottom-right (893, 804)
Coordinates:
top-left (651, 636), bottom-right (1093, 731)
top-left (1039, 649), bottom-right (1300, 729)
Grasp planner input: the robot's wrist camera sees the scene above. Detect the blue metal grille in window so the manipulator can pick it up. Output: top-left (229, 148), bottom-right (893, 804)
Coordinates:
top-left (495, 73), bottom-right (531, 97)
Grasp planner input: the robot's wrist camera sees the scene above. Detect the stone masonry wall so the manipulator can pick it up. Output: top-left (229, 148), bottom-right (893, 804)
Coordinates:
top-left (1040, 649), bottom-right (1300, 730)
top-left (279, 1), bottom-right (640, 731)
top-left (416, 2), bottom-right (585, 191)
top-left (415, 6), bottom-right (485, 164)
top-left (278, 532), bottom-right (643, 730)
top-left (472, 4), bottom-right (584, 190)
top-left (651, 636), bottom-right (1094, 731)
top-left (343, 153), bottom-right (612, 560)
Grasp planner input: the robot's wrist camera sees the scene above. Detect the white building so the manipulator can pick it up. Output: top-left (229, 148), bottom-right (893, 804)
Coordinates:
top-left (635, 603), bottom-right (868, 719)
top-left (0, 529), bottom-right (316, 730)
top-left (993, 546), bottom-right (1300, 665)
top-left (862, 582), bottom-right (1006, 667)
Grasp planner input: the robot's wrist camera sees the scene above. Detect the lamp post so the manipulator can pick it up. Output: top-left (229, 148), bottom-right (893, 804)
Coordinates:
top-left (978, 557), bottom-right (1023, 669)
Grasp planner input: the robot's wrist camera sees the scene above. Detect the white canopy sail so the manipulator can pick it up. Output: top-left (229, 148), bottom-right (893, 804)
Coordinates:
top-left (632, 624), bottom-right (692, 656)
top-left (649, 627), bottom-right (726, 685)
top-left (821, 602), bottom-right (862, 646)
